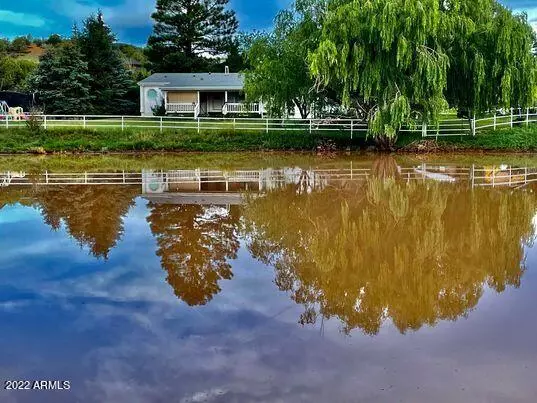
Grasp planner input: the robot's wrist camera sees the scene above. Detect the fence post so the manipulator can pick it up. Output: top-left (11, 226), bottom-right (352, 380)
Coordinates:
top-left (266, 118), bottom-right (269, 134)
top-left (233, 118), bottom-right (236, 132)
top-left (493, 114), bottom-right (497, 130)
top-left (83, 115), bottom-right (86, 129)
top-left (121, 116), bottom-right (124, 131)
top-left (5, 115), bottom-right (8, 129)
top-left (471, 116), bottom-right (476, 137)
top-left (527, 108), bottom-right (530, 127)
top-left (160, 117), bottom-right (163, 133)
top-left (421, 122), bottom-right (427, 138)
top-left (510, 108), bottom-right (513, 128)
top-left (44, 115), bottom-right (47, 130)
top-left (309, 119), bottom-right (312, 134)
top-left (197, 117), bottom-right (200, 134)
top-left (350, 120), bottom-right (354, 140)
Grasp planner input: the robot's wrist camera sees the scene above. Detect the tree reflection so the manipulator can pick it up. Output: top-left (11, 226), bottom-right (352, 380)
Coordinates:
top-left (147, 204), bottom-right (241, 306)
top-left (35, 186), bottom-right (138, 259)
top-left (242, 176), bottom-right (537, 335)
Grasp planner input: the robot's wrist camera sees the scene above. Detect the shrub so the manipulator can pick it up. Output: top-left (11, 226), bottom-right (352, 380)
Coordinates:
top-left (25, 108), bottom-right (45, 135)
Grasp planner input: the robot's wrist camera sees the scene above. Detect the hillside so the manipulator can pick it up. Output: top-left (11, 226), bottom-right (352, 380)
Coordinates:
top-left (15, 44), bottom-right (45, 62)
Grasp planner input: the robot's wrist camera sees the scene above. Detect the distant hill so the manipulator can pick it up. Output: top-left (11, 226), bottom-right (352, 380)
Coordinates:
top-left (15, 44), bottom-right (45, 62)
top-left (11, 42), bottom-right (146, 68)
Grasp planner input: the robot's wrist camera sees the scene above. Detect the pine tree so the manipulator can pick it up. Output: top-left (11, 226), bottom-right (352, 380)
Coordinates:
top-left (77, 11), bottom-right (137, 115)
top-left (146, 0), bottom-right (239, 72)
top-left (31, 42), bottom-right (93, 114)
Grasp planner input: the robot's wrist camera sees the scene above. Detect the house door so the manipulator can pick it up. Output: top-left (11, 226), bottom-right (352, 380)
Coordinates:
top-left (208, 93), bottom-right (224, 113)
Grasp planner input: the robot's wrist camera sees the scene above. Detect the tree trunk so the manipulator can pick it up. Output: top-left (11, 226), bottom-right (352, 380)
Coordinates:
top-left (293, 99), bottom-right (309, 119)
top-left (374, 133), bottom-right (397, 152)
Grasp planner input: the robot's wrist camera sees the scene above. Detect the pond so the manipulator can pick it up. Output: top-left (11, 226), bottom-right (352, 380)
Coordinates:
top-left (1, 153), bottom-right (537, 402)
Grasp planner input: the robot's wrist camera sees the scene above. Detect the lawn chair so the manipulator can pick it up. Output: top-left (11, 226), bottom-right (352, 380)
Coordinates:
top-left (8, 107), bottom-right (25, 121)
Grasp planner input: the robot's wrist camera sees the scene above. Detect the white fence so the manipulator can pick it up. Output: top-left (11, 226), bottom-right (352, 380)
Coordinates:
top-left (3, 165), bottom-right (536, 190)
top-left (1, 107), bottom-right (536, 137)
top-left (421, 107), bottom-right (537, 138)
top-left (0, 114), bottom-right (369, 136)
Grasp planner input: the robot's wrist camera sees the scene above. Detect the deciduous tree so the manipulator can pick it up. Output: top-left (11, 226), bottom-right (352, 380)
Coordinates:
top-left (441, 0), bottom-right (537, 116)
top-left (0, 57), bottom-right (37, 91)
top-left (244, 3), bottom-right (325, 118)
top-left (309, 0), bottom-right (537, 147)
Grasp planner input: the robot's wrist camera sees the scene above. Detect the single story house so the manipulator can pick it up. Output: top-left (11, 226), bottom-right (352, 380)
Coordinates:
top-left (138, 71), bottom-right (264, 117)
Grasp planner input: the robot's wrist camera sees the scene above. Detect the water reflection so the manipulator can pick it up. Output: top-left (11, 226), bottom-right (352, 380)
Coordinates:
top-left (36, 186), bottom-right (139, 259)
top-left (1, 157), bottom-right (536, 331)
top-left (147, 203), bottom-right (241, 306)
top-left (243, 179), bottom-right (536, 334)
top-left (3, 156), bottom-right (537, 402)
top-left (0, 185), bottom-right (138, 259)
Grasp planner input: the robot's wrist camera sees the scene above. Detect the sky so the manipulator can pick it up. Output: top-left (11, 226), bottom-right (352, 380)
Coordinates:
top-left (0, 0), bottom-right (535, 46)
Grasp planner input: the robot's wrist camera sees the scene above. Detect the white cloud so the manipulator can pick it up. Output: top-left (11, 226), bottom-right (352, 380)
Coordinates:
top-left (53, 0), bottom-right (154, 29)
top-left (0, 9), bottom-right (46, 27)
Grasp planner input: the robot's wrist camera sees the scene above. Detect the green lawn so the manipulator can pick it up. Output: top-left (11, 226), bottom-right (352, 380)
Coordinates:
top-left (2, 116), bottom-right (537, 154)
top-left (0, 126), bottom-right (364, 154)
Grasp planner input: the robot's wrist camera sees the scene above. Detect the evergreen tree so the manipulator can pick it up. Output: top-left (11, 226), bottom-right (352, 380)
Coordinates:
top-left (77, 11), bottom-right (137, 114)
top-left (146, 0), bottom-right (239, 72)
top-left (31, 42), bottom-right (93, 114)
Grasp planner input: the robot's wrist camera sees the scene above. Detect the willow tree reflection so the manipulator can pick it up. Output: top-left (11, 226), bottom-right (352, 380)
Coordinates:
top-left (147, 204), bottom-right (241, 306)
top-left (242, 177), bottom-right (537, 335)
top-left (35, 186), bottom-right (138, 259)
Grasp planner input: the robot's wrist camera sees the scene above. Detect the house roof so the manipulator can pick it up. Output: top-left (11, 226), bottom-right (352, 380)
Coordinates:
top-left (138, 73), bottom-right (244, 91)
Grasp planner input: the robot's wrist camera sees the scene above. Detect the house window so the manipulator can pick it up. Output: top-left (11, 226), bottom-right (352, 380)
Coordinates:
top-left (147, 89), bottom-right (158, 100)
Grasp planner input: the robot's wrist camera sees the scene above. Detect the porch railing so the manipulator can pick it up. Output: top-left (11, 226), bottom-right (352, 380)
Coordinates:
top-left (166, 103), bottom-right (196, 114)
top-left (222, 103), bottom-right (261, 115)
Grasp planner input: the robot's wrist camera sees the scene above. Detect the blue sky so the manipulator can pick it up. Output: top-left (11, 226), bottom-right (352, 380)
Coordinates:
top-left (0, 0), bottom-right (535, 46)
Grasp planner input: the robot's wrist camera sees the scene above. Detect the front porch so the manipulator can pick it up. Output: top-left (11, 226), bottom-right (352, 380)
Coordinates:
top-left (164, 90), bottom-right (263, 117)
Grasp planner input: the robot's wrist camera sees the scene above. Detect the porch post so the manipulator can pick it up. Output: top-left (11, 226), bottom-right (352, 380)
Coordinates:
top-left (225, 91), bottom-right (228, 103)
top-left (140, 86), bottom-right (145, 115)
top-left (163, 91), bottom-right (167, 113)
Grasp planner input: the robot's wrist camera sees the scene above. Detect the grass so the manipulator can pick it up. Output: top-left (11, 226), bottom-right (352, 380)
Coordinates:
top-left (2, 119), bottom-right (537, 156)
top-left (396, 123), bottom-right (537, 151)
top-left (436, 126), bottom-right (537, 151)
top-left (0, 127), bottom-right (364, 154)
top-left (0, 153), bottom-right (357, 172)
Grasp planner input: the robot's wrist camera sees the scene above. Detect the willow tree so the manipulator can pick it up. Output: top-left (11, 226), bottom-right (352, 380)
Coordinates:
top-left (310, 0), bottom-right (449, 147)
top-left (309, 0), bottom-right (537, 146)
top-left (441, 0), bottom-right (537, 116)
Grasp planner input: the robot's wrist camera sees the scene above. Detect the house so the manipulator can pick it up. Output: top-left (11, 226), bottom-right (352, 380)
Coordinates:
top-left (138, 69), bottom-right (264, 117)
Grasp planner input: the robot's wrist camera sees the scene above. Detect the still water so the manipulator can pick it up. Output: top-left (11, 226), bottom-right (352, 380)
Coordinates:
top-left (1, 153), bottom-right (537, 402)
